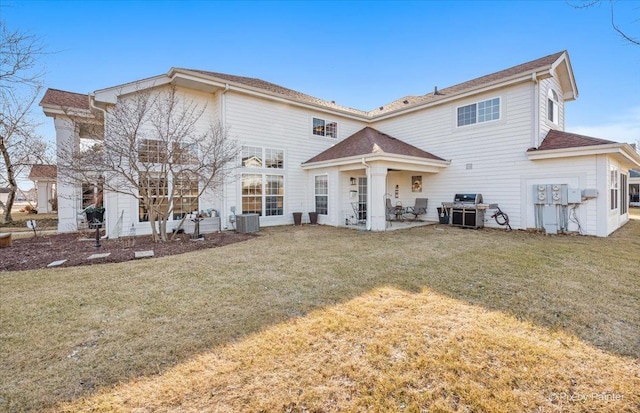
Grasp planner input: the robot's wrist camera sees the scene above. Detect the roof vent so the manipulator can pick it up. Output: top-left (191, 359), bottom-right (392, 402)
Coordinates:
top-left (434, 86), bottom-right (441, 95)
top-left (379, 106), bottom-right (384, 110)
top-left (403, 100), bottom-right (409, 104)
top-left (331, 100), bottom-right (335, 104)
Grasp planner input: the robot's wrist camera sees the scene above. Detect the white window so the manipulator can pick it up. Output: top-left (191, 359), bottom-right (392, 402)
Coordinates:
top-left (315, 175), bottom-right (328, 215)
top-left (172, 173), bottom-right (199, 220)
top-left (138, 172), bottom-right (169, 222)
top-left (241, 173), bottom-right (284, 216)
top-left (312, 117), bottom-right (337, 138)
top-left (265, 148), bottom-right (284, 169)
top-left (457, 97), bottom-right (500, 127)
top-left (610, 167), bottom-right (619, 210)
top-left (241, 146), bottom-right (263, 168)
top-left (241, 146), bottom-right (283, 169)
top-left (620, 173), bottom-right (628, 215)
top-left (240, 146), bottom-right (285, 217)
top-left (138, 139), bottom-right (168, 163)
top-left (548, 88), bottom-right (559, 124)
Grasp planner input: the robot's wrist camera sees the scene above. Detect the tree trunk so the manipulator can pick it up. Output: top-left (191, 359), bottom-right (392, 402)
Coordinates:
top-left (148, 209), bottom-right (159, 242)
top-left (0, 138), bottom-right (16, 223)
top-left (159, 218), bottom-right (168, 242)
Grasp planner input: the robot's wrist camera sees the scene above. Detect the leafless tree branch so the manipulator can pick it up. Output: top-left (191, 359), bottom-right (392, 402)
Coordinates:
top-left (568, 0), bottom-right (639, 45)
top-left (0, 19), bottom-right (50, 223)
top-left (58, 86), bottom-right (239, 242)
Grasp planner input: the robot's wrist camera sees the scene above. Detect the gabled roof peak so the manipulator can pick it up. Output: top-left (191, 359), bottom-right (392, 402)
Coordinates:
top-left (303, 126), bottom-right (445, 164)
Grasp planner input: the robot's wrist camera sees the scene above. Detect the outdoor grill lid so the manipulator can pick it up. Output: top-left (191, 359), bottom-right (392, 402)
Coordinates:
top-left (453, 193), bottom-right (483, 204)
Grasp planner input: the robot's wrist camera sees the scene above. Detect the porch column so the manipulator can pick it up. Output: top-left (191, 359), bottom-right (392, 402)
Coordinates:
top-left (54, 117), bottom-right (78, 233)
top-left (368, 163), bottom-right (388, 231)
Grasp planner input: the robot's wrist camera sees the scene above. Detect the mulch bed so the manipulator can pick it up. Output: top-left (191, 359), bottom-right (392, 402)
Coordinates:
top-left (0, 231), bottom-right (255, 272)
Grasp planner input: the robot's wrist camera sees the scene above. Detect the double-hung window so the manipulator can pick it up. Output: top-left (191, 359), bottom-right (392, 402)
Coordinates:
top-left (610, 167), bottom-right (619, 211)
top-left (172, 173), bottom-right (199, 220)
top-left (138, 172), bottom-right (169, 222)
top-left (457, 97), bottom-right (500, 127)
top-left (312, 117), bottom-right (337, 138)
top-left (620, 173), bottom-right (628, 215)
top-left (138, 139), bottom-right (168, 163)
top-left (315, 175), bottom-right (328, 215)
top-left (240, 145), bottom-right (285, 217)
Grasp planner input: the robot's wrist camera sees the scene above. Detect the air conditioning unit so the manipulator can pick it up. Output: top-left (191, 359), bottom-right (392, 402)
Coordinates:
top-left (236, 213), bottom-right (260, 233)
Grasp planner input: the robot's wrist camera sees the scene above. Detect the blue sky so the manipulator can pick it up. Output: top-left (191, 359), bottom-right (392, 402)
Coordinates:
top-left (3, 0), bottom-right (639, 188)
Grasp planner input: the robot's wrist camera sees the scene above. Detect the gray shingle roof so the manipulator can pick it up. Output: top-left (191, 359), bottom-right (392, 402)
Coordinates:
top-left (304, 127), bottom-right (446, 164)
top-left (528, 129), bottom-right (617, 152)
top-left (28, 164), bottom-right (57, 180)
top-left (178, 51), bottom-right (567, 119)
top-left (41, 51), bottom-right (568, 120)
top-left (40, 89), bottom-right (90, 110)
top-left (370, 51), bottom-right (566, 117)
top-left (176, 69), bottom-right (369, 117)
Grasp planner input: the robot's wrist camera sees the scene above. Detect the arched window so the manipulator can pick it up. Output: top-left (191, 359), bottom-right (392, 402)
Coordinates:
top-left (548, 88), bottom-right (559, 124)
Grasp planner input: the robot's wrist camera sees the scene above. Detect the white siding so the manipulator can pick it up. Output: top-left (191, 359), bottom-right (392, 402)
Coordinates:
top-left (368, 81), bottom-right (610, 235)
top-left (223, 91), bottom-right (367, 227)
top-left (539, 73), bottom-right (565, 141)
top-left (103, 85), bottom-right (223, 237)
top-left (603, 155), bottom-right (630, 236)
top-left (54, 58), bottom-right (630, 237)
top-left (372, 83), bottom-right (536, 230)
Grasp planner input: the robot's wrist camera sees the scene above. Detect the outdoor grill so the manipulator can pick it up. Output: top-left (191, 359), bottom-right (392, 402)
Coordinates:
top-left (442, 193), bottom-right (492, 229)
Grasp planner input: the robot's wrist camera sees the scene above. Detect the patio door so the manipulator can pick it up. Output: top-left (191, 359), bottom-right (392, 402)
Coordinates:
top-left (357, 177), bottom-right (367, 221)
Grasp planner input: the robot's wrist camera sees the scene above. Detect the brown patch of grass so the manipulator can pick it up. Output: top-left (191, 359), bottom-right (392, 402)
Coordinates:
top-left (1, 219), bottom-right (639, 411)
top-left (0, 211), bottom-right (58, 232)
top-left (56, 288), bottom-right (640, 412)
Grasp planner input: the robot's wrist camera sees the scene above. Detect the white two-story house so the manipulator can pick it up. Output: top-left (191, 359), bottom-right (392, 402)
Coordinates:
top-left (41, 51), bottom-right (640, 237)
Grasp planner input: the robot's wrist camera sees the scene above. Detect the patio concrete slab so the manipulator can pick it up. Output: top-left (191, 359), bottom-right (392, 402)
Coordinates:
top-left (87, 253), bottom-right (111, 260)
top-left (134, 250), bottom-right (154, 259)
top-left (47, 259), bottom-right (67, 267)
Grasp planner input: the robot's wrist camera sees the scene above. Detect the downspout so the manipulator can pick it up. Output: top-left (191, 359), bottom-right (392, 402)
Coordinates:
top-left (361, 157), bottom-right (371, 231)
top-left (532, 72), bottom-right (539, 148)
top-left (220, 84), bottom-right (230, 228)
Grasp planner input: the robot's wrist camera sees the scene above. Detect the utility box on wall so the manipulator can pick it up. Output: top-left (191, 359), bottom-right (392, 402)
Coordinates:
top-left (568, 187), bottom-right (581, 204)
top-left (533, 183), bottom-right (583, 235)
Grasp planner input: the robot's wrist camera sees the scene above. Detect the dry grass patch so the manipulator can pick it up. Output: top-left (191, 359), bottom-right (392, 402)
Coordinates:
top-left (1, 216), bottom-right (639, 411)
top-left (0, 210), bottom-right (57, 234)
top-left (57, 287), bottom-right (639, 412)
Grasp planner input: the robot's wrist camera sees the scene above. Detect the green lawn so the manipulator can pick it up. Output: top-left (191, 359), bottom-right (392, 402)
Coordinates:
top-left (1, 212), bottom-right (639, 412)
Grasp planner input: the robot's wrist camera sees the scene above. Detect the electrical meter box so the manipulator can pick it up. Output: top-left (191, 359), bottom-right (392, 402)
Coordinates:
top-left (533, 184), bottom-right (548, 205)
top-left (550, 184), bottom-right (566, 205)
top-left (533, 184), bottom-right (569, 205)
top-left (568, 187), bottom-right (581, 204)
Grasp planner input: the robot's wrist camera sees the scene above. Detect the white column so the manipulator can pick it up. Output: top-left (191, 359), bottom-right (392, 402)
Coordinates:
top-left (54, 117), bottom-right (78, 233)
top-left (369, 163), bottom-right (388, 231)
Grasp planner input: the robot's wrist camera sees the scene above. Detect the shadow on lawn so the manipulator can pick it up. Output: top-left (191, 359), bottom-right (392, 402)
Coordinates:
top-left (2, 216), bottom-right (639, 411)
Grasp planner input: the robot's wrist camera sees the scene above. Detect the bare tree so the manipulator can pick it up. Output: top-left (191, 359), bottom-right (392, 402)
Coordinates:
top-left (58, 86), bottom-right (239, 242)
top-left (569, 0), bottom-right (640, 46)
top-left (0, 19), bottom-right (50, 223)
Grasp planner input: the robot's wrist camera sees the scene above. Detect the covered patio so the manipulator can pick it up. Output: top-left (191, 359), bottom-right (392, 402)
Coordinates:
top-left (302, 127), bottom-right (450, 231)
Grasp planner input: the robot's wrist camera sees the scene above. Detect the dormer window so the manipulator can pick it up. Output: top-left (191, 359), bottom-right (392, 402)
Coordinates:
top-left (548, 88), bottom-right (559, 124)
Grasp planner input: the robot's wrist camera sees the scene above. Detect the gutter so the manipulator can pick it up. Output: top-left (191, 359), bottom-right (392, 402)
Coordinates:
top-left (527, 143), bottom-right (640, 167)
top-left (532, 72), bottom-right (540, 148)
top-left (88, 93), bottom-right (106, 119)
